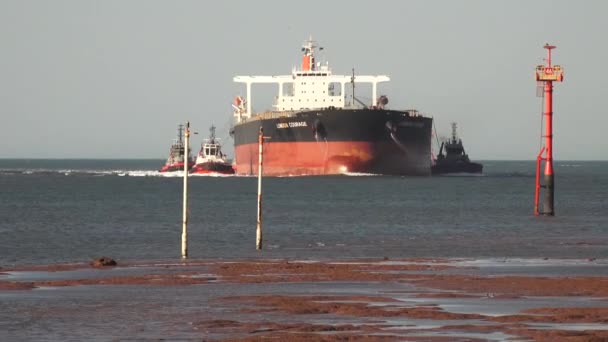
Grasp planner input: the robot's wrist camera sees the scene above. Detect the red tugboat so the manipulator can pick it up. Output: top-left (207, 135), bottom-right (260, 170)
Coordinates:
top-left (191, 125), bottom-right (235, 175)
top-left (159, 124), bottom-right (194, 172)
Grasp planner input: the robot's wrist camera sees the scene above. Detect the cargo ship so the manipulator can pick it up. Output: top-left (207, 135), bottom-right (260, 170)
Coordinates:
top-left (159, 124), bottom-right (194, 172)
top-left (431, 123), bottom-right (483, 175)
top-left (231, 38), bottom-right (433, 176)
top-left (191, 125), bottom-right (235, 175)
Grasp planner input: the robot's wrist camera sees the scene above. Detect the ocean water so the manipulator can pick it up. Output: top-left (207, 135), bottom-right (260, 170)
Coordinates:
top-left (0, 159), bottom-right (607, 265)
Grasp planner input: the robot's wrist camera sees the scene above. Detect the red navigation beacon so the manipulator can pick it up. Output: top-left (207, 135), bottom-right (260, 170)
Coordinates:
top-left (534, 44), bottom-right (564, 216)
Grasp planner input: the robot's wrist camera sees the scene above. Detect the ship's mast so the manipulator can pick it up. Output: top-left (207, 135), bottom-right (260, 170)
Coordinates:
top-left (209, 125), bottom-right (216, 141)
top-left (351, 68), bottom-right (355, 107)
top-left (451, 122), bottom-right (457, 143)
top-left (177, 124), bottom-right (184, 143)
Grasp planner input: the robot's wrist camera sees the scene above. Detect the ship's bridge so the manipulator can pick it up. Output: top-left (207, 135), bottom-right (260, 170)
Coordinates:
top-left (232, 38), bottom-right (390, 123)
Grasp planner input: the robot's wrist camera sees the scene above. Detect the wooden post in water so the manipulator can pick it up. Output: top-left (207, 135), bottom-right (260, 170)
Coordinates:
top-left (181, 121), bottom-right (190, 259)
top-left (256, 127), bottom-right (263, 250)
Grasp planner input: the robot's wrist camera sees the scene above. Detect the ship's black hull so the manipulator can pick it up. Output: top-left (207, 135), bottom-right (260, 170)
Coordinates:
top-left (233, 108), bottom-right (433, 176)
top-left (431, 161), bottom-right (483, 175)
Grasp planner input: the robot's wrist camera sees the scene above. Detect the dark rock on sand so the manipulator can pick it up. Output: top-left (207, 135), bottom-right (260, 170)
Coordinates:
top-left (91, 257), bottom-right (117, 267)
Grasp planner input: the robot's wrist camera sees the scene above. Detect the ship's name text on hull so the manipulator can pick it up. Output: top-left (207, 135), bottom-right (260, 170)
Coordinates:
top-left (276, 121), bottom-right (308, 129)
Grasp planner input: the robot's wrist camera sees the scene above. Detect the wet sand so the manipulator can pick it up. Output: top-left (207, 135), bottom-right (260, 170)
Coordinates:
top-left (1, 258), bottom-right (607, 341)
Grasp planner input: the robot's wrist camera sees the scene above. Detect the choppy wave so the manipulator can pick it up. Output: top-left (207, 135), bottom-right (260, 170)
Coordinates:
top-left (0, 169), bottom-right (378, 178)
top-left (0, 168), bottom-right (534, 178)
top-left (483, 172), bottom-right (533, 178)
top-left (341, 172), bottom-right (381, 177)
top-left (273, 172), bottom-right (381, 177)
top-left (0, 169), bottom-right (238, 177)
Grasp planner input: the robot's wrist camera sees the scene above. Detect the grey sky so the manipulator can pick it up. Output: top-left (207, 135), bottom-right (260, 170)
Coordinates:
top-left (1, 0), bottom-right (606, 160)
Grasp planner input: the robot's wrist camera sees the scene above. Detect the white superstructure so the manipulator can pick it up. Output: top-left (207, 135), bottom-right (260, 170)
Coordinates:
top-left (233, 37), bottom-right (390, 123)
top-left (194, 126), bottom-right (227, 165)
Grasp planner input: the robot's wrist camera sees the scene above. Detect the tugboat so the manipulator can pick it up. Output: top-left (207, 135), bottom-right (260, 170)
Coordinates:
top-left (191, 125), bottom-right (235, 175)
top-left (159, 124), bottom-right (194, 172)
top-left (432, 123), bottom-right (483, 175)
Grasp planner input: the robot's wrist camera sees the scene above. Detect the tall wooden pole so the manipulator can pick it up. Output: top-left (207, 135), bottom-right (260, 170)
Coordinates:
top-left (181, 121), bottom-right (190, 258)
top-left (256, 127), bottom-right (263, 250)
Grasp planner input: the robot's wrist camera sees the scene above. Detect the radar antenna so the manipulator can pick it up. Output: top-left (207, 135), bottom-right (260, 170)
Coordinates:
top-left (451, 122), bottom-right (458, 143)
top-left (177, 124), bottom-right (184, 143)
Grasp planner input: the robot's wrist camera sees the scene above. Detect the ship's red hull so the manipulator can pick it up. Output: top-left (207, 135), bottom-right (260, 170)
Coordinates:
top-left (235, 141), bottom-right (429, 176)
top-left (159, 161), bottom-right (194, 172)
top-left (191, 162), bottom-right (235, 175)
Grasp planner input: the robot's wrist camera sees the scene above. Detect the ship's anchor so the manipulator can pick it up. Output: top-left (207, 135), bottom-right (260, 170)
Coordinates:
top-left (386, 121), bottom-right (409, 155)
top-left (313, 119), bottom-right (330, 172)
top-left (313, 119), bottom-right (327, 141)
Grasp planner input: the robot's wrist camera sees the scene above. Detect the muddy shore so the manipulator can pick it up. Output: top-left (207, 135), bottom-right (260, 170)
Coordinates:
top-left (1, 258), bottom-right (607, 341)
